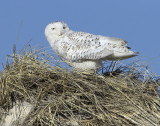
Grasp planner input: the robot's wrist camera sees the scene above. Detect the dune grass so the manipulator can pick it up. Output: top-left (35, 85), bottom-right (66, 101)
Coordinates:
top-left (0, 45), bottom-right (160, 126)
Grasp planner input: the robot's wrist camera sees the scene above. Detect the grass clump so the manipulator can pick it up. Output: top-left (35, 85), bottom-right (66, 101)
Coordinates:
top-left (0, 46), bottom-right (160, 126)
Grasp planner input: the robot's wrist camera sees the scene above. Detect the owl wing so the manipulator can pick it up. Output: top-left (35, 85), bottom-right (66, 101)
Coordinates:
top-left (59, 32), bottom-right (114, 62)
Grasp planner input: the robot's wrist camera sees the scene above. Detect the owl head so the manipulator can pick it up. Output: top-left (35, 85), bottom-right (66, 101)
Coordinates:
top-left (45, 21), bottom-right (70, 39)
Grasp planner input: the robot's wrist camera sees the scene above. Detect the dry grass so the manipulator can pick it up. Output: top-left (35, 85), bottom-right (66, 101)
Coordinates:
top-left (0, 45), bottom-right (160, 126)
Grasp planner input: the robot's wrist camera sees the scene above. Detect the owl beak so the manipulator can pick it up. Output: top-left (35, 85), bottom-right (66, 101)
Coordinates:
top-left (59, 32), bottom-right (63, 36)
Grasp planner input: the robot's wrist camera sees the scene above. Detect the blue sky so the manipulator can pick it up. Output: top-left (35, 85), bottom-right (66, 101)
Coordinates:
top-left (0, 0), bottom-right (160, 75)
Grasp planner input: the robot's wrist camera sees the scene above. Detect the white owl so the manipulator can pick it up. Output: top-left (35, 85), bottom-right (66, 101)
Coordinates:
top-left (45, 21), bottom-right (138, 73)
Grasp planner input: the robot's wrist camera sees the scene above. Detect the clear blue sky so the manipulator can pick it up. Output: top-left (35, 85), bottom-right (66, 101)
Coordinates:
top-left (0, 0), bottom-right (160, 75)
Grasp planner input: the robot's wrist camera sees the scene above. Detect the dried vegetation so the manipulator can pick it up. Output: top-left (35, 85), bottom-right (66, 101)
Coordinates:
top-left (0, 45), bottom-right (160, 126)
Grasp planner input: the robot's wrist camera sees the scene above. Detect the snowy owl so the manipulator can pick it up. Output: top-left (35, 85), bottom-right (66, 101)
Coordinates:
top-left (45, 21), bottom-right (138, 73)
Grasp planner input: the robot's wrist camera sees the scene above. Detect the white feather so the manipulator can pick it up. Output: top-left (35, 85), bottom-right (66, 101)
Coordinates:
top-left (45, 21), bottom-right (138, 72)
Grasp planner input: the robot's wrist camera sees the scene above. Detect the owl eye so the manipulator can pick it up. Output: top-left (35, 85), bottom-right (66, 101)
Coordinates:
top-left (51, 28), bottom-right (55, 30)
top-left (63, 27), bottom-right (66, 29)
